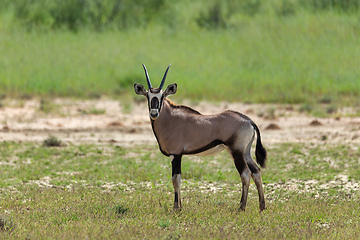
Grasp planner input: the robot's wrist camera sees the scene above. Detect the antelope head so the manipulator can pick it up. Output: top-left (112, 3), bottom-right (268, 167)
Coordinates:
top-left (134, 64), bottom-right (177, 120)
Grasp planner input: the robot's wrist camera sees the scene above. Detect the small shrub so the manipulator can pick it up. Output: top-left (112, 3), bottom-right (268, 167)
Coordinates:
top-left (20, 93), bottom-right (33, 100)
top-left (43, 135), bottom-right (63, 147)
top-left (326, 105), bottom-right (337, 114)
top-left (196, 1), bottom-right (228, 29)
top-left (88, 92), bottom-right (102, 99)
top-left (299, 103), bottom-right (313, 113)
top-left (318, 95), bottom-right (333, 104)
top-left (158, 218), bottom-right (171, 228)
top-left (265, 107), bottom-right (277, 120)
top-left (275, 0), bottom-right (297, 16)
top-left (196, 0), bottom-right (262, 29)
top-left (40, 98), bottom-right (57, 114)
top-left (241, 0), bottom-right (262, 16)
top-left (89, 108), bottom-right (106, 115)
top-left (9, 0), bottom-right (166, 31)
top-left (81, 108), bottom-right (106, 115)
top-left (301, 0), bottom-right (360, 12)
top-left (0, 216), bottom-right (15, 232)
top-left (119, 74), bottom-right (142, 89)
top-left (115, 205), bottom-right (128, 215)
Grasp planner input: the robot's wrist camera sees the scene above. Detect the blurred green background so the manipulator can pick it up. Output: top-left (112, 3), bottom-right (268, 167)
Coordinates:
top-left (0, 0), bottom-right (359, 105)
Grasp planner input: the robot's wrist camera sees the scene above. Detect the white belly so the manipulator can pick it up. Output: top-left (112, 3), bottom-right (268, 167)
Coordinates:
top-left (193, 144), bottom-right (226, 156)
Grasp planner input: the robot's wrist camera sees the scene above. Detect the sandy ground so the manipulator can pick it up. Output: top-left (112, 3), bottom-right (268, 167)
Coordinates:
top-left (0, 98), bottom-right (359, 147)
top-left (2, 98), bottom-right (360, 195)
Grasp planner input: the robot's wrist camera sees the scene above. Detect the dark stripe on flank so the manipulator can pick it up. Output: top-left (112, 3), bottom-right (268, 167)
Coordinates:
top-left (184, 140), bottom-right (224, 155)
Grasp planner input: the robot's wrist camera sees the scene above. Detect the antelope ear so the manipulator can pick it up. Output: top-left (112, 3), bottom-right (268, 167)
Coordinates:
top-left (134, 83), bottom-right (147, 96)
top-left (164, 83), bottom-right (177, 96)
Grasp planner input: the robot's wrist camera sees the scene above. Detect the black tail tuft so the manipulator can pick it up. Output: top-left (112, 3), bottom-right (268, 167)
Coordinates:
top-left (252, 122), bottom-right (267, 168)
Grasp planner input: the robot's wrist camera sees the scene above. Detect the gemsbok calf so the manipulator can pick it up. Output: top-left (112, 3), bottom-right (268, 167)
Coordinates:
top-left (134, 64), bottom-right (267, 211)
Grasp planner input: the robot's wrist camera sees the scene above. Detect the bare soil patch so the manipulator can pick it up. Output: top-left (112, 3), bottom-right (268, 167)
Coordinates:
top-left (0, 98), bottom-right (359, 146)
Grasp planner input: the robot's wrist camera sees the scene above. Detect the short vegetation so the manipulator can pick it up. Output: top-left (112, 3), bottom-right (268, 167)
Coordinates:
top-left (0, 0), bottom-right (359, 105)
top-left (0, 142), bottom-right (360, 238)
top-left (1, 0), bottom-right (359, 31)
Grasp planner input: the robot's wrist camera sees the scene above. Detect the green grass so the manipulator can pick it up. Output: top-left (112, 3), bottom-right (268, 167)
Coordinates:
top-left (80, 107), bottom-right (106, 115)
top-left (1, 141), bottom-right (360, 238)
top-left (1, 186), bottom-right (359, 239)
top-left (0, 11), bottom-right (359, 105)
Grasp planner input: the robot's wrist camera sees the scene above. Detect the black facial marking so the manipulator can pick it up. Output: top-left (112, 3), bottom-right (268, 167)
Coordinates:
top-left (146, 95), bottom-right (150, 110)
top-left (151, 97), bottom-right (159, 109)
top-left (149, 88), bottom-right (161, 94)
top-left (159, 95), bottom-right (164, 111)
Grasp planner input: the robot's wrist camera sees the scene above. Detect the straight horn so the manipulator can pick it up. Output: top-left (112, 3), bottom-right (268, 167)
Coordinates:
top-left (142, 64), bottom-right (152, 89)
top-left (159, 64), bottom-right (171, 90)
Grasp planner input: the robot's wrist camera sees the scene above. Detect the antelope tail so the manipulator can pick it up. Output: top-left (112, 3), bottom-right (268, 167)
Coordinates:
top-left (251, 122), bottom-right (267, 168)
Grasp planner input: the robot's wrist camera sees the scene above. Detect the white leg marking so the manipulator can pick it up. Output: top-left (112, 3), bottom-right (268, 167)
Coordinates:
top-left (172, 174), bottom-right (182, 209)
top-left (170, 155), bottom-right (174, 162)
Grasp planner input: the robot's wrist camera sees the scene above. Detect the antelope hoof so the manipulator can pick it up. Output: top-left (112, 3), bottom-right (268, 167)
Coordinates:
top-left (260, 202), bottom-right (266, 212)
top-left (173, 205), bottom-right (182, 211)
top-left (239, 205), bottom-right (246, 212)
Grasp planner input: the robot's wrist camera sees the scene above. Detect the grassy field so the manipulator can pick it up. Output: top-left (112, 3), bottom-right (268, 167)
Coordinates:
top-left (1, 10), bottom-right (359, 105)
top-left (1, 1), bottom-right (360, 238)
top-left (1, 141), bottom-right (359, 239)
